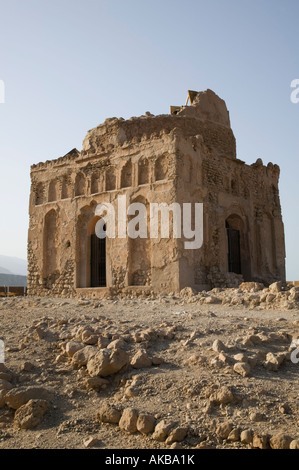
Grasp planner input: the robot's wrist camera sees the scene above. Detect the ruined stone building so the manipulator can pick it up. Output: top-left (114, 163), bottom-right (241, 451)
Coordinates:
top-left (27, 89), bottom-right (286, 297)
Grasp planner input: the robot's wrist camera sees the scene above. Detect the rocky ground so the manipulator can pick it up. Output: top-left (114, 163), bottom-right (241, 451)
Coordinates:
top-left (0, 281), bottom-right (298, 450)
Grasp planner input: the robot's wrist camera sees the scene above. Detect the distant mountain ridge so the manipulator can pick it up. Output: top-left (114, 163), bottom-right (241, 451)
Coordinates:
top-left (0, 266), bottom-right (12, 274)
top-left (0, 255), bottom-right (27, 276)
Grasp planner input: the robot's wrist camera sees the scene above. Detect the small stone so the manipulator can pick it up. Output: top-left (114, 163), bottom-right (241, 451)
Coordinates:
top-left (130, 350), bottom-right (152, 369)
top-left (65, 341), bottom-right (84, 357)
top-left (216, 421), bottom-right (233, 439)
top-left (233, 362), bottom-right (251, 377)
top-left (107, 339), bottom-right (127, 350)
top-left (14, 399), bottom-right (49, 429)
top-left (152, 356), bottom-right (164, 366)
top-left (98, 336), bottom-right (110, 349)
top-left (209, 386), bottom-right (235, 405)
top-left (240, 429), bottom-right (253, 444)
top-left (170, 442), bottom-right (183, 449)
top-left (270, 433), bottom-right (293, 449)
top-left (72, 346), bottom-right (98, 367)
top-left (5, 386), bottom-right (53, 410)
top-left (21, 361), bottom-right (35, 372)
top-left (0, 379), bottom-right (13, 392)
top-left (212, 339), bottom-right (227, 353)
top-left (0, 372), bottom-right (12, 382)
top-left (233, 353), bottom-right (249, 363)
top-left (119, 408), bottom-right (139, 433)
top-left (269, 281), bottom-right (283, 293)
top-left (33, 327), bottom-right (45, 340)
top-left (252, 433), bottom-right (270, 449)
top-left (290, 440), bottom-right (299, 449)
top-left (227, 428), bottom-right (240, 442)
top-left (249, 412), bottom-right (266, 422)
top-left (152, 420), bottom-right (173, 442)
top-left (136, 414), bottom-right (155, 435)
top-left (87, 348), bottom-right (129, 377)
top-left (218, 353), bottom-right (233, 364)
top-left (83, 377), bottom-right (109, 390)
top-left (97, 403), bottom-right (122, 424)
top-left (84, 437), bottom-right (101, 448)
top-left (165, 427), bottom-right (188, 444)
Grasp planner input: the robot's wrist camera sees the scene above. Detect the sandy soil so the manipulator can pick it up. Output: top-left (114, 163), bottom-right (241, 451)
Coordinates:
top-left (0, 294), bottom-right (298, 449)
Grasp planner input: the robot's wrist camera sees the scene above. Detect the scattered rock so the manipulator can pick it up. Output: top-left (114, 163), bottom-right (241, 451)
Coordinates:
top-left (83, 376), bottom-right (109, 390)
top-left (290, 440), bottom-right (299, 449)
top-left (65, 341), bottom-right (84, 357)
top-left (227, 428), bottom-right (240, 442)
top-left (130, 350), bottom-right (152, 369)
top-left (252, 433), bottom-right (270, 449)
top-left (270, 433), bottom-right (293, 449)
top-left (216, 421), bottom-right (233, 439)
top-left (249, 412), bottom-right (266, 423)
top-left (97, 403), bottom-right (122, 424)
top-left (212, 339), bottom-right (227, 353)
top-left (84, 437), bottom-right (102, 448)
top-left (152, 420), bottom-right (173, 442)
top-left (5, 386), bottom-right (53, 410)
top-left (209, 386), bottom-right (236, 405)
top-left (136, 414), bottom-right (155, 435)
top-left (0, 379), bottom-right (13, 393)
top-left (87, 348), bottom-right (129, 377)
top-left (72, 346), bottom-right (98, 367)
top-left (240, 429), bottom-right (253, 444)
top-left (269, 281), bottom-right (283, 294)
top-left (165, 426), bottom-right (188, 444)
top-left (14, 399), bottom-right (49, 429)
top-left (233, 362), bottom-right (251, 377)
top-left (119, 408), bottom-right (139, 433)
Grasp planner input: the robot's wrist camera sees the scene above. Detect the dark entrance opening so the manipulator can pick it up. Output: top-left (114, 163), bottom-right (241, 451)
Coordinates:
top-left (226, 221), bottom-right (241, 275)
top-left (90, 229), bottom-right (106, 287)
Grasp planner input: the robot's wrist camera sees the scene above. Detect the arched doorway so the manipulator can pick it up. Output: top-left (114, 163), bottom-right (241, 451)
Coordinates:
top-left (88, 217), bottom-right (106, 287)
top-left (226, 219), bottom-right (241, 274)
top-left (76, 205), bottom-right (108, 289)
top-left (225, 214), bottom-right (251, 280)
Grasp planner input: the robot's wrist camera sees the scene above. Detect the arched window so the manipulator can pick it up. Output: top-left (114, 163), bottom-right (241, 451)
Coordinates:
top-left (121, 160), bottom-right (132, 188)
top-left (106, 167), bottom-right (116, 191)
top-left (138, 159), bottom-right (149, 185)
top-left (155, 155), bottom-right (168, 181)
top-left (61, 175), bottom-right (71, 199)
top-left (43, 209), bottom-right (58, 277)
top-left (35, 182), bottom-right (45, 206)
top-left (75, 172), bottom-right (86, 196)
top-left (91, 173), bottom-right (99, 194)
top-left (48, 179), bottom-right (59, 202)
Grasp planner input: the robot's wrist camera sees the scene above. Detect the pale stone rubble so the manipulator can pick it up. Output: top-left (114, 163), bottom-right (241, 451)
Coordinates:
top-left (0, 292), bottom-right (298, 449)
top-left (179, 281), bottom-right (299, 311)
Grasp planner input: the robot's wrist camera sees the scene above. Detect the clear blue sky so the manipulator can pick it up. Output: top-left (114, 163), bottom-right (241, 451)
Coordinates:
top-left (0, 0), bottom-right (298, 279)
